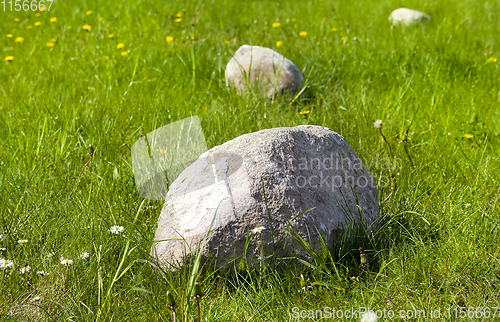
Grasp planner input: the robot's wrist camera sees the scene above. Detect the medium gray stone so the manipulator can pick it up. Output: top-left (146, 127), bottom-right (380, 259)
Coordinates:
top-left (151, 126), bottom-right (379, 269)
top-left (225, 45), bottom-right (304, 98)
top-left (389, 8), bottom-right (430, 26)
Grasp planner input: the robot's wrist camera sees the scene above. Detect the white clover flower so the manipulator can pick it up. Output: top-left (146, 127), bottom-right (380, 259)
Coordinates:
top-left (0, 258), bottom-right (13, 268)
top-left (19, 265), bottom-right (30, 274)
top-left (373, 120), bottom-right (383, 130)
top-left (36, 270), bottom-right (50, 276)
top-left (360, 311), bottom-right (378, 322)
top-left (251, 227), bottom-right (265, 234)
top-left (60, 258), bottom-right (73, 266)
top-left (79, 252), bottom-right (89, 259)
top-left (110, 226), bottom-right (124, 234)
top-left (30, 296), bottom-right (41, 302)
top-left (17, 239), bottom-right (28, 244)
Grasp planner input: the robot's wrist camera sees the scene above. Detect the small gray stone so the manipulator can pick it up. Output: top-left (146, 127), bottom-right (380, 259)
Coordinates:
top-left (151, 126), bottom-right (380, 269)
top-left (225, 45), bottom-right (304, 98)
top-left (389, 8), bottom-right (430, 27)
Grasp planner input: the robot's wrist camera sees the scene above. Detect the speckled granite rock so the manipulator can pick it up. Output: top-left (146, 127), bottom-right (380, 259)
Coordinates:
top-left (389, 8), bottom-right (430, 26)
top-left (225, 45), bottom-right (304, 98)
top-left (151, 125), bottom-right (379, 269)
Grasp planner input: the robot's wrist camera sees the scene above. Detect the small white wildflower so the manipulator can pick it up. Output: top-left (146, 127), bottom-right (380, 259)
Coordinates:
top-left (17, 239), bottom-right (28, 244)
top-left (373, 120), bottom-right (383, 130)
top-left (19, 265), bottom-right (31, 274)
top-left (0, 234), bottom-right (3, 240)
top-left (60, 258), bottom-right (73, 266)
top-left (47, 252), bottom-right (55, 258)
top-left (110, 226), bottom-right (124, 234)
top-left (30, 296), bottom-right (41, 302)
top-left (360, 311), bottom-right (378, 322)
top-left (465, 203), bottom-right (471, 208)
top-left (79, 252), bottom-right (89, 259)
top-left (251, 227), bottom-right (265, 234)
top-left (36, 270), bottom-right (50, 276)
top-left (299, 274), bottom-right (312, 292)
top-left (0, 248), bottom-right (6, 251)
top-left (0, 258), bottom-right (13, 268)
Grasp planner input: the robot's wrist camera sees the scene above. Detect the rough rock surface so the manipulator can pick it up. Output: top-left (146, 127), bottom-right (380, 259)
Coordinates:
top-left (152, 126), bottom-right (379, 269)
top-left (225, 45), bottom-right (304, 98)
top-left (389, 8), bottom-right (430, 26)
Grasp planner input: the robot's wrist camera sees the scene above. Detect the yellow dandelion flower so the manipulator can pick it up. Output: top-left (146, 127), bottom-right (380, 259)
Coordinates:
top-left (175, 18), bottom-right (182, 22)
top-left (86, 10), bottom-right (93, 15)
top-left (35, 13), bottom-right (40, 17)
top-left (276, 40), bottom-right (282, 47)
top-left (291, 18), bottom-right (296, 22)
top-left (67, 26), bottom-right (72, 29)
top-left (487, 57), bottom-right (497, 63)
top-left (341, 36), bottom-right (346, 41)
top-left (104, 56), bottom-right (109, 60)
top-left (121, 51), bottom-right (128, 56)
top-left (224, 40), bottom-right (230, 44)
top-left (190, 33), bottom-right (194, 40)
top-left (14, 18), bottom-right (19, 22)
top-left (272, 22), bottom-right (280, 28)
top-left (51, 38), bottom-right (55, 42)
top-left (299, 31), bottom-right (307, 37)
top-left (27, 25), bottom-right (32, 29)
top-left (50, 17), bottom-right (57, 22)
top-left (151, 19), bottom-right (156, 23)
top-left (5, 56), bottom-right (14, 62)
top-left (83, 25), bottom-right (91, 31)
top-left (332, 27), bottom-right (337, 31)
top-left (47, 42), bottom-right (54, 47)
top-left (108, 34), bottom-right (114, 39)
top-left (35, 22), bottom-right (41, 27)
top-left (299, 110), bottom-right (310, 115)
top-left (15, 36), bottom-right (23, 42)
top-left (117, 43), bottom-right (124, 49)
top-left (40, 5), bottom-right (45, 11)
top-left (99, 17), bottom-right (103, 21)
top-left (166, 36), bottom-right (173, 42)
top-left (7, 34), bottom-right (13, 38)
top-left (176, 12), bottom-right (182, 17)
top-left (463, 134), bottom-right (474, 139)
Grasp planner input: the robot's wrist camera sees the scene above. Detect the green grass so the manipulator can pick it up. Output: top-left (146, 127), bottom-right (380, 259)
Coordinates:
top-left (1, 0), bottom-right (500, 320)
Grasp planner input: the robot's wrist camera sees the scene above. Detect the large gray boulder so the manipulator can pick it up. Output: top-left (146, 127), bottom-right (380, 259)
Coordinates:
top-left (389, 8), bottom-right (430, 26)
top-left (225, 45), bottom-right (304, 98)
top-left (151, 126), bottom-right (379, 269)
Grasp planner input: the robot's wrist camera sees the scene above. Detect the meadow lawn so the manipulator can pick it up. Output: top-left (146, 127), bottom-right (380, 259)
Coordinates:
top-left (1, 0), bottom-right (500, 320)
